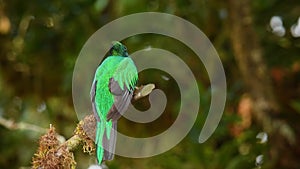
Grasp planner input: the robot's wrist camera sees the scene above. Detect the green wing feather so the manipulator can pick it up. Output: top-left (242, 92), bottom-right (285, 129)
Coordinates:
top-left (113, 57), bottom-right (138, 91)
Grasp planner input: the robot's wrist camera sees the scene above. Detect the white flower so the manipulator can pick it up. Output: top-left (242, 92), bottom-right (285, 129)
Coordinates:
top-left (270, 16), bottom-right (283, 29)
top-left (291, 23), bottom-right (300, 38)
top-left (256, 132), bottom-right (268, 144)
top-left (272, 26), bottom-right (286, 37)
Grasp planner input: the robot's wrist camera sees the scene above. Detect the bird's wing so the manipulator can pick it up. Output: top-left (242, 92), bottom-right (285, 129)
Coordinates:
top-left (112, 58), bottom-right (138, 90)
top-left (108, 77), bottom-right (123, 96)
top-left (106, 77), bottom-right (133, 121)
top-left (107, 58), bottom-right (138, 121)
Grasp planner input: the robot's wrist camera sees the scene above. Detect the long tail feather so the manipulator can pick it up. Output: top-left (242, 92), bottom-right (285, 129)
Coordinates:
top-left (96, 121), bottom-right (105, 164)
top-left (103, 122), bottom-right (117, 161)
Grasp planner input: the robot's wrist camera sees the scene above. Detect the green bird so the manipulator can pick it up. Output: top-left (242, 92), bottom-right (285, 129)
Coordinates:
top-left (90, 41), bottom-right (138, 164)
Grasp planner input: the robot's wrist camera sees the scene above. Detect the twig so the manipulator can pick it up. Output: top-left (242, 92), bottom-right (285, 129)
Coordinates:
top-left (0, 116), bottom-right (47, 133)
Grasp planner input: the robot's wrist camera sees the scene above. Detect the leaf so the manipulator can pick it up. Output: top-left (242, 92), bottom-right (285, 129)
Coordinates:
top-left (94, 0), bottom-right (109, 12)
top-left (290, 100), bottom-right (300, 114)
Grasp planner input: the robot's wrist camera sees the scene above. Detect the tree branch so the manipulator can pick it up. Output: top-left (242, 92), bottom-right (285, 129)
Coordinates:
top-left (30, 83), bottom-right (155, 169)
top-left (0, 116), bottom-right (48, 133)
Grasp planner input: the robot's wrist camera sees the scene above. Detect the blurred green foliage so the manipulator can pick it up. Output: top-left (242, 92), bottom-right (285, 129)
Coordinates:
top-left (0, 0), bottom-right (299, 169)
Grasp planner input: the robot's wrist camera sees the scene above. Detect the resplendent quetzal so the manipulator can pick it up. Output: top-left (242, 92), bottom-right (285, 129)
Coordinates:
top-left (90, 41), bottom-right (138, 164)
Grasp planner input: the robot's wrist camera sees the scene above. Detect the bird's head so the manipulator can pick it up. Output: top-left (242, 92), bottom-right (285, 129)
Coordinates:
top-left (109, 41), bottom-right (128, 57)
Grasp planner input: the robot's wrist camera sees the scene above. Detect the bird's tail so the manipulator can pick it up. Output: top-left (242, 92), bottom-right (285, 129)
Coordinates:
top-left (95, 121), bottom-right (105, 164)
top-left (96, 121), bottom-right (117, 164)
top-left (103, 121), bottom-right (117, 161)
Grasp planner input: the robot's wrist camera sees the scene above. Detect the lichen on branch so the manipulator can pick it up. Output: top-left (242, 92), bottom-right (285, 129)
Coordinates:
top-left (32, 125), bottom-right (77, 169)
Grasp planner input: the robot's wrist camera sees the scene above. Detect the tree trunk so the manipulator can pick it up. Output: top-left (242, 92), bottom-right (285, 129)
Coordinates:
top-left (227, 0), bottom-right (298, 168)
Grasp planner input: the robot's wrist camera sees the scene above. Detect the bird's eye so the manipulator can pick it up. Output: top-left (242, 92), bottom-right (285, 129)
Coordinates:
top-left (124, 46), bottom-right (127, 51)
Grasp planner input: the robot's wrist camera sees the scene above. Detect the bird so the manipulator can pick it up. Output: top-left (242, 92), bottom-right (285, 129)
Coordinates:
top-left (90, 41), bottom-right (138, 165)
